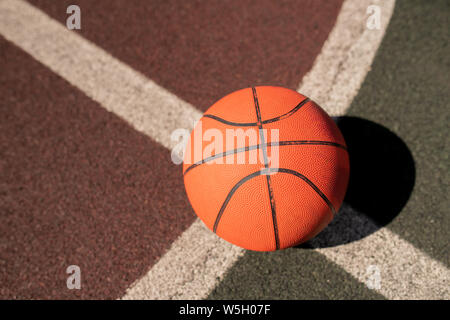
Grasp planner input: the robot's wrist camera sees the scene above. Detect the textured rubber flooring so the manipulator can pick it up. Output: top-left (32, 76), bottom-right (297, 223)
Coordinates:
top-left (1, 0), bottom-right (342, 299)
top-left (0, 0), bottom-right (447, 300)
top-left (0, 38), bottom-right (196, 299)
top-left (346, 0), bottom-right (449, 266)
top-left (28, 0), bottom-right (343, 110)
top-left (208, 248), bottom-right (385, 299)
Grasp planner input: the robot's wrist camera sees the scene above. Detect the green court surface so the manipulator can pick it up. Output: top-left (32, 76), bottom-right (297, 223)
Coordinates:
top-left (208, 0), bottom-right (449, 299)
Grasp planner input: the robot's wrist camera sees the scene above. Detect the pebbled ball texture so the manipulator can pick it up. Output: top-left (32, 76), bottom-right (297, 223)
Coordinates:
top-left (183, 86), bottom-right (349, 251)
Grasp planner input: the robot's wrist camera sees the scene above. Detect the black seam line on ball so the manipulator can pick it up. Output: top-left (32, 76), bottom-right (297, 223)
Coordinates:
top-left (182, 140), bottom-right (347, 176)
top-left (277, 168), bottom-right (337, 216)
top-left (265, 174), bottom-right (278, 250)
top-left (262, 98), bottom-right (310, 124)
top-left (202, 97), bottom-right (309, 127)
top-left (252, 87), bottom-right (269, 167)
top-left (202, 114), bottom-right (257, 127)
top-left (212, 168), bottom-right (336, 235)
top-left (252, 87), bottom-right (279, 250)
top-left (213, 169), bottom-right (267, 233)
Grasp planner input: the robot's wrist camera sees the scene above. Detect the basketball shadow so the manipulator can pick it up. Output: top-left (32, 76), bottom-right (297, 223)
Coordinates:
top-left (296, 116), bottom-right (415, 249)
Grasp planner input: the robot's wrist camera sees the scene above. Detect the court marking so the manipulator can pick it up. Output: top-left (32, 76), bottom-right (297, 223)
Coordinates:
top-left (1, 0), bottom-right (448, 300)
top-left (299, 0), bottom-right (393, 117)
top-left (0, 0), bottom-right (202, 151)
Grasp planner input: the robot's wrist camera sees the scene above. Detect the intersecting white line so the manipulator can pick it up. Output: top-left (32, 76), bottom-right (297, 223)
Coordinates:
top-left (1, 0), bottom-right (448, 300)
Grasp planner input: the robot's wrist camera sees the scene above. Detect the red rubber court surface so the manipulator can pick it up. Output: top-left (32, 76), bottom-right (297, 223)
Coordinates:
top-left (29, 0), bottom-right (343, 109)
top-left (0, 0), bottom-right (342, 299)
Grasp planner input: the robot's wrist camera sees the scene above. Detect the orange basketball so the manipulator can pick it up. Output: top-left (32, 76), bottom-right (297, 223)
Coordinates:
top-left (183, 86), bottom-right (349, 251)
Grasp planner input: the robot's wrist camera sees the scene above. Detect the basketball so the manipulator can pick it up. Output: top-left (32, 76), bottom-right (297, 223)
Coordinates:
top-left (183, 86), bottom-right (349, 251)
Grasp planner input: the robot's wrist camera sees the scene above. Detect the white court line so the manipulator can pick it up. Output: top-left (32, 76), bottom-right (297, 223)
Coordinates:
top-left (0, 0), bottom-right (202, 150)
top-left (1, 0), bottom-right (448, 300)
top-left (300, 0), bottom-right (392, 116)
top-left (300, 0), bottom-right (448, 299)
top-left (316, 217), bottom-right (450, 299)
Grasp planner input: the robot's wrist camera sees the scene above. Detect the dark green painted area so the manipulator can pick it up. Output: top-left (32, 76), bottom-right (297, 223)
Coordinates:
top-left (208, 249), bottom-right (385, 299)
top-left (210, 0), bottom-right (449, 299)
top-left (346, 0), bottom-right (449, 266)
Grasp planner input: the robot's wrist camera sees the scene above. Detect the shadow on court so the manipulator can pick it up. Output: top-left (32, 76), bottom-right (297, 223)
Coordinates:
top-left (297, 116), bottom-right (416, 249)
